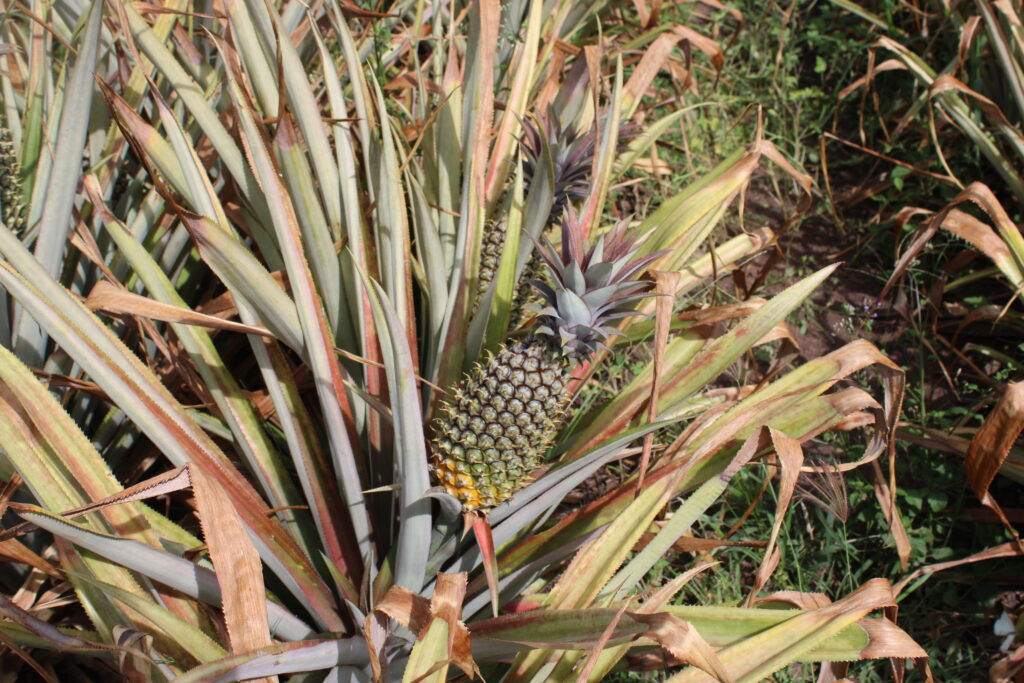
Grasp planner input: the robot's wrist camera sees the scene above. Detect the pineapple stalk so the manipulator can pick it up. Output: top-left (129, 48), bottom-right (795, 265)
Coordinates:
top-left (509, 249), bottom-right (547, 329)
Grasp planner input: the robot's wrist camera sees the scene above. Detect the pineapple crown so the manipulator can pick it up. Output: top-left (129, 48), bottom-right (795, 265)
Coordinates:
top-left (530, 209), bottom-right (661, 362)
top-left (520, 112), bottom-right (597, 221)
top-left (521, 111), bottom-right (639, 223)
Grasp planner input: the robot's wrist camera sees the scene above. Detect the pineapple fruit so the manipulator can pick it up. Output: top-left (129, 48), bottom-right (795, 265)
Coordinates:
top-left (477, 218), bottom-right (508, 303)
top-left (433, 213), bottom-right (660, 511)
top-left (0, 129), bottom-right (23, 235)
top-left (475, 115), bottom-right (599, 306)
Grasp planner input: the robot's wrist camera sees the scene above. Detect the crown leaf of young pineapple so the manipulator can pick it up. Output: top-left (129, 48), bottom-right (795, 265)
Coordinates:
top-left (434, 210), bottom-right (660, 512)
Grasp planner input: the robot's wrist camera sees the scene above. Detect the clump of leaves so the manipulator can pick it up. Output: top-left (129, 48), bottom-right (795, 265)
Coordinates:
top-left (0, 1), bottom-right (926, 681)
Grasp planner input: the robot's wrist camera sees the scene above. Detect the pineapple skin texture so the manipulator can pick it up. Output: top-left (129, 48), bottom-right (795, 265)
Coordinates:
top-left (476, 219), bottom-right (506, 304)
top-left (0, 129), bottom-right (23, 234)
top-left (432, 340), bottom-right (570, 511)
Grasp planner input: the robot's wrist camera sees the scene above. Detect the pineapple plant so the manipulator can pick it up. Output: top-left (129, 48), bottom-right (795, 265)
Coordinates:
top-left (0, 0), bottom-right (928, 680)
top-left (436, 213), bottom-right (660, 511)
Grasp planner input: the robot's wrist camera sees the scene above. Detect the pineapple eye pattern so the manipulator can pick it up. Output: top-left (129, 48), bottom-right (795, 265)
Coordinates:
top-left (432, 211), bottom-right (659, 512)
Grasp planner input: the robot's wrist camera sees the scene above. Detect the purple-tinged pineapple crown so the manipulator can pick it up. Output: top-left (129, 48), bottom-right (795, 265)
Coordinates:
top-left (530, 209), bottom-right (661, 362)
top-left (520, 114), bottom-right (596, 222)
top-left (520, 110), bottom-right (640, 224)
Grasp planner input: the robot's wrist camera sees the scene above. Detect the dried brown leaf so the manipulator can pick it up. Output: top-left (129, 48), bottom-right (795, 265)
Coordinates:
top-left (871, 460), bottom-right (912, 571)
top-left (838, 58), bottom-right (906, 100)
top-left (636, 612), bottom-right (734, 683)
top-left (642, 564), bottom-right (718, 611)
top-left (0, 539), bottom-right (61, 579)
top-left (745, 428), bottom-right (803, 605)
top-left (672, 26), bottom-right (724, 71)
top-left (751, 140), bottom-right (814, 217)
top-left (809, 342), bottom-right (909, 570)
top-left (990, 642), bottom-right (1024, 682)
top-left (623, 32), bottom-right (688, 114)
top-left (752, 591), bottom-right (832, 610)
top-left (932, 73), bottom-right (1015, 127)
top-left (883, 182), bottom-right (1024, 300)
top-left (363, 609), bottom-right (389, 683)
top-left (574, 600), bottom-right (633, 683)
top-left (675, 300), bottom-right (767, 325)
top-left (858, 617), bottom-right (932, 659)
top-left (632, 0), bottom-right (651, 27)
top-left (966, 382), bottom-right (1024, 543)
top-left (374, 585), bottom-right (432, 635)
top-left (634, 533), bottom-right (765, 553)
top-left (364, 585), bottom-right (432, 682)
top-left (640, 271), bottom-right (682, 490)
top-left (816, 667), bottom-right (851, 683)
top-left (942, 209), bottom-right (1023, 290)
top-left (430, 573), bottom-right (477, 679)
top-left (0, 467), bottom-right (192, 543)
top-left (85, 281), bottom-right (273, 337)
top-left (190, 465), bottom-right (272, 674)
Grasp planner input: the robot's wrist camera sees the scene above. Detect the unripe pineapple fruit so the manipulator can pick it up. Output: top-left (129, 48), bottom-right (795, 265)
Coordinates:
top-left (432, 340), bottom-right (570, 510)
top-left (432, 212), bottom-right (661, 511)
top-left (0, 128), bottom-right (23, 235)
top-left (476, 113), bottom-right (609, 309)
top-left (475, 113), bottom-right (637, 317)
top-left (477, 219), bottom-right (507, 304)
